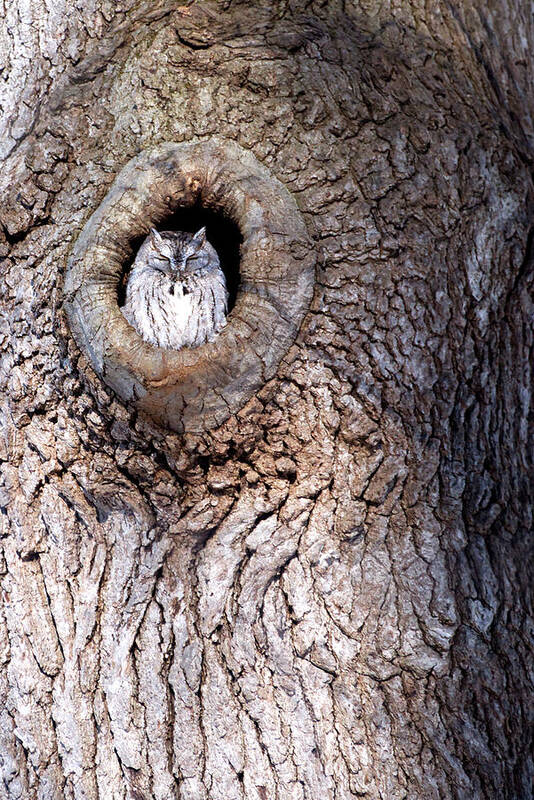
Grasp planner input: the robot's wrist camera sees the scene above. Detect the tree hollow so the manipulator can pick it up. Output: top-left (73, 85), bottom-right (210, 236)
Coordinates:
top-left (64, 138), bottom-right (315, 432)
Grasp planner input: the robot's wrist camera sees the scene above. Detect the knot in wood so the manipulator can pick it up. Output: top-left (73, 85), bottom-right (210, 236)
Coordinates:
top-left (64, 138), bottom-right (315, 432)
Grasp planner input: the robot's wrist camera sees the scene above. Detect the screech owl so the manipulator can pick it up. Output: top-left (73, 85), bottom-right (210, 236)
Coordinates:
top-left (121, 227), bottom-right (228, 350)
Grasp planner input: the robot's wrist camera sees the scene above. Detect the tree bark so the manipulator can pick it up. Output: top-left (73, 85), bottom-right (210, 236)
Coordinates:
top-left (1, 1), bottom-right (533, 799)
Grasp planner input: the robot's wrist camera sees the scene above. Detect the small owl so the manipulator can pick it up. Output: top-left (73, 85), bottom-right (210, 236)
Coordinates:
top-left (121, 227), bottom-right (228, 350)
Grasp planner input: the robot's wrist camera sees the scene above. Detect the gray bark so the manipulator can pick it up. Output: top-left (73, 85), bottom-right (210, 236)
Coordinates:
top-left (1, 1), bottom-right (533, 799)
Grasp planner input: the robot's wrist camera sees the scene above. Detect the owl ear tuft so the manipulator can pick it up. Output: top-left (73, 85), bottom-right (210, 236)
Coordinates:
top-left (149, 227), bottom-right (165, 252)
top-left (193, 227), bottom-right (207, 247)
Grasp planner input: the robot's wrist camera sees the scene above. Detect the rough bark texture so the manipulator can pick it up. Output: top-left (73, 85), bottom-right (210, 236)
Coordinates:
top-left (1, 1), bottom-right (533, 799)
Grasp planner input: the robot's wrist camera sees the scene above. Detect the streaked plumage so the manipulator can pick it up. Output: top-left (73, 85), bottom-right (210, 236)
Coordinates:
top-left (121, 227), bottom-right (228, 350)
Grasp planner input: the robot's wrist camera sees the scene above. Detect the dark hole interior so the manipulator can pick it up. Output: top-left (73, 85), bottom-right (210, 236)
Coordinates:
top-left (117, 206), bottom-right (242, 311)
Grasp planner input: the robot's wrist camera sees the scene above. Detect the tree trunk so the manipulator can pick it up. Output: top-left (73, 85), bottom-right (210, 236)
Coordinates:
top-left (1, 1), bottom-right (533, 798)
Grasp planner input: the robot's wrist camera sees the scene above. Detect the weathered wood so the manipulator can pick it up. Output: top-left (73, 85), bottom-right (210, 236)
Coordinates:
top-left (0, 2), bottom-right (533, 799)
top-left (64, 138), bottom-right (315, 432)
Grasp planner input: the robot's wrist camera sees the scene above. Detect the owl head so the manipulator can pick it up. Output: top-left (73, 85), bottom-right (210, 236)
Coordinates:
top-left (145, 227), bottom-right (219, 278)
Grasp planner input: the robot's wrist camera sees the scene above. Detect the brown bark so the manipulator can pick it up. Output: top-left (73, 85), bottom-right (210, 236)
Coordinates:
top-left (0, 1), bottom-right (533, 799)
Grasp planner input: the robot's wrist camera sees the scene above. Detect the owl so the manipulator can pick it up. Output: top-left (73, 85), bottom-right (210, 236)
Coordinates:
top-left (121, 227), bottom-right (228, 350)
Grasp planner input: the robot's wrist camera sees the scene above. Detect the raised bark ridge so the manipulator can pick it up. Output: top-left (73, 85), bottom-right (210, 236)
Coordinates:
top-left (64, 137), bottom-right (315, 432)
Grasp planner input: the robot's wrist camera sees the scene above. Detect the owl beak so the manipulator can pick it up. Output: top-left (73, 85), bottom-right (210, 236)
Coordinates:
top-left (172, 258), bottom-right (189, 279)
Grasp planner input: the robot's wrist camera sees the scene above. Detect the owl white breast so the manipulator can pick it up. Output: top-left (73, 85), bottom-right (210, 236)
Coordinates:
top-left (121, 227), bottom-right (228, 350)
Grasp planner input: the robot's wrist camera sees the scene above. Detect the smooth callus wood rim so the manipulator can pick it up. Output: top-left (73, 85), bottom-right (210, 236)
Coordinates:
top-left (64, 138), bottom-right (315, 433)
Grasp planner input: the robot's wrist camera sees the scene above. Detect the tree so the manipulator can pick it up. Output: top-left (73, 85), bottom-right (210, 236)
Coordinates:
top-left (0, 1), bottom-right (533, 798)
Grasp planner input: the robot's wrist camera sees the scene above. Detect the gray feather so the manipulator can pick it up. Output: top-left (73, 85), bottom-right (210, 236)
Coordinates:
top-left (121, 229), bottom-right (228, 350)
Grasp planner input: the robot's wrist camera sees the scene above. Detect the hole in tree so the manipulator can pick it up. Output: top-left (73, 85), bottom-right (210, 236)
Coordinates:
top-left (117, 232), bottom-right (146, 307)
top-left (117, 206), bottom-right (242, 311)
